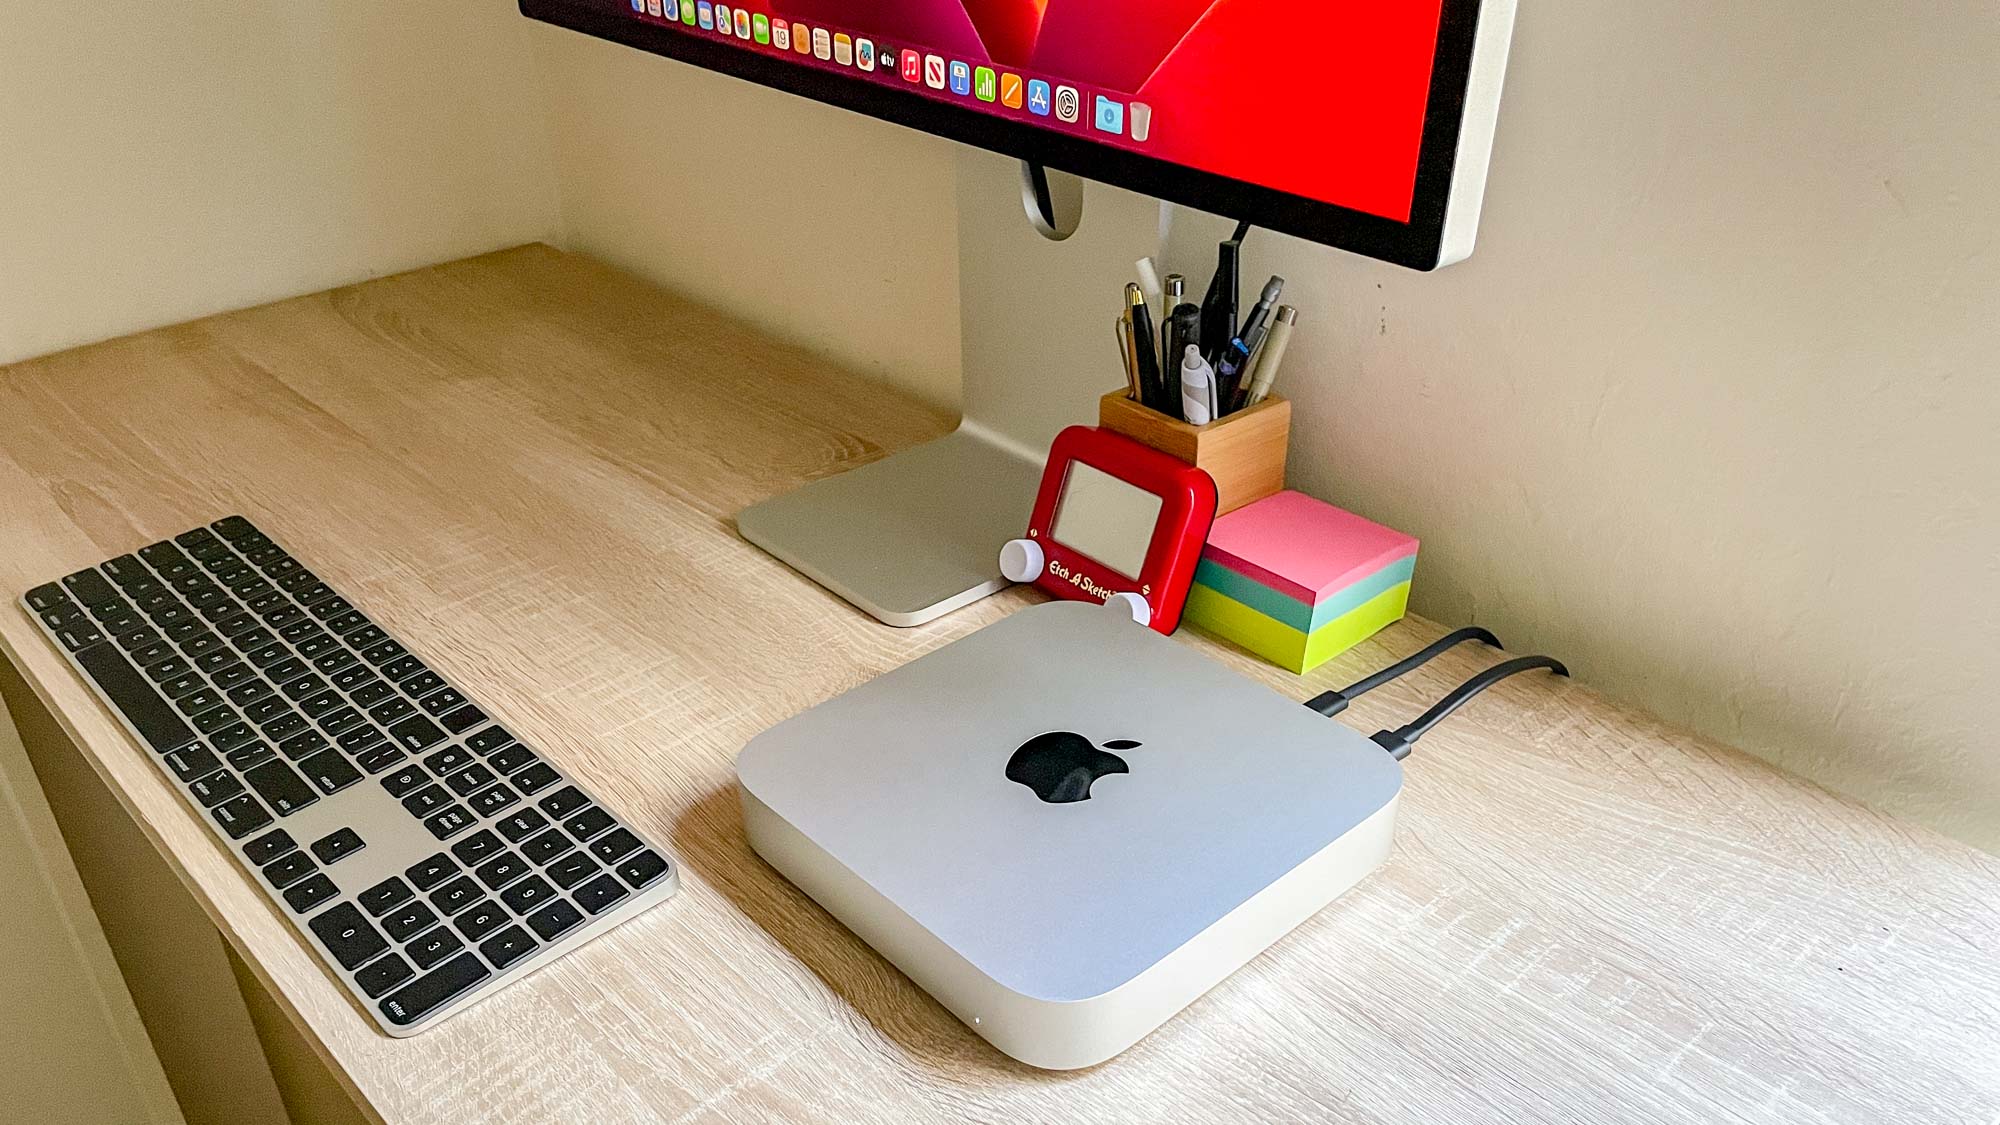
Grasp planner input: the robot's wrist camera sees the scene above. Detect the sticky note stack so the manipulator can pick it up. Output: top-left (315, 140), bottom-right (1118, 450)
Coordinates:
top-left (1183, 491), bottom-right (1418, 674)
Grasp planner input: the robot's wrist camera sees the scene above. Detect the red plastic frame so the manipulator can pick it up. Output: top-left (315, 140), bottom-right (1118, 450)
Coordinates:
top-left (1025, 426), bottom-right (1218, 634)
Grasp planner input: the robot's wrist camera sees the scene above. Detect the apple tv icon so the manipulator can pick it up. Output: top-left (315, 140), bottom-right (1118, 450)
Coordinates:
top-left (737, 601), bottom-right (1403, 1069)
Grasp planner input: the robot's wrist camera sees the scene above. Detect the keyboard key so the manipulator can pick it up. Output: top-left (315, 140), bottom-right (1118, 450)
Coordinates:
top-left (564, 806), bottom-right (616, 843)
top-left (367, 698), bottom-right (416, 725)
top-left (223, 679), bottom-right (273, 707)
top-left (261, 851), bottom-right (318, 890)
top-left (276, 569), bottom-right (321, 593)
top-left (450, 830), bottom-right (506, 867)
top-left (405, 853), bottom-right (459, 891)
top-left (337, 724), bottom-right (387, 753)
top-left (278, 730), bottom-right (330, 760)
top-left (388, 715), bottom-right (446, 753)
top-left (419, 687), bottom-right (468, 716)
top-left (538, 786), bottom-right (589, 819)
top-left (423, 806), bottom-right (475, 840)
top-left (329, 665), bottom-right (377, 694)
top-left (209, 721), bottom-right (258, 752)
top-left (479, 926), bottom-right (539, 971)
top-left (241, 696), bottom-right (291, 725)
top-left (401, 671), bottom-right (445, 698)
top-left (233, 626), bottom-right (277, 653)
top-left (326, 610), bottom-right (370, 635)
top-left (526, 900), bottom-right (586, 943)
top-left (512, 762), bottom-right (561, 796)
top-left (498, 875), bottom-right (558, 916)
top-left (115, 626), bottom-right (163, 652)
top-left (444, 764), bottom-right (496, 797)
top-left (245, 642), bottom-right (290, 668)
top-left (521, 829), bottom-right (574, 865)
top-left (282, 873), bottom-right (339, 914)
top-left (163, 745), bottom-right (223, 783)
top-left (401, 785), bottom-right (451, 817)
top-left (62, 568), bottom-right (121, 607)
top-left (195, 648), bottom-right (240, 674)
top-left (144, 657), bottom-right (192, 683)
top-left (496, 808), bottom-right (550, 843)
top-left (382, 656), bottom-right (427, 682)
top-left (225, 741), bottom-right (277, 771)
top-left (310, 904), bottom-right (389, 970)
top-left (312, 650), bottom-right (358, 676)
top-left (192, 705), bottom-right (242, 735)
top-left (379, 952), bottom-right (488, 1026)
top-left (405, 928), bottom-right (465, 971)
top-left (211, 794), bottom-right (273, 839)
top-left (158, 673), bottom-right (205, 700)
top-left (298, 691), bottom-right (344, 719)
top-left (175, 690), bottom-right (224, 719)
top-left (454, 901), bottom-right (510, 943)
top-left (212, 662), bottom-right (259, 690)
top-left (359, 877), bottom-right (413, 915)
top-left (71, 641), bottom-right (196, 751)
top-left (299, 750), bottom-right (363, 796)
top-left (265, 658), bottom-right (311, 685)
top-left (440, 705), bottom-right (488, 735)
top-left (311, 597), bottom-right (355, 621)
top-left (187, 770), bottom-right (245, 808)
top-left (350, 680), bottom-right (398, 709)
top-left (277, 619), bottom-right (322, 645)
top-left (422, 746), bottom-right (474, 776)
top-left (290, 582), bottom-right (334, 606)
top-left (265, 606), bottom-right (306, 630)
top-left (546, 850), bottom-right (601, 890)
top-left (470, 784), bottom-right (520, 818)
top-left (355, 745), bottom-right (407, 775)
top-left (244, 760), bottom-right (319, 816)
top-left (242, 829), bottom-right (297, 866)
top-left (618, 850), bottom-right (670, 890)
top-left (474, 852), bottom-right (531, 891)
top-left (346, 625), bottom-right (386, 649)
top-left (571, 873), bottom-right (630, 916)
top-left (318, 707), bottom-right (365, 736)
top-left (215, 613), bottom-right (261, 639)
top-left (489, 743), bottom-right (538, 775)
top-left (25, 583), bottom-right (69, 613)
top-left (381, 902), bottom-right (440, 944)
top-left (381, 765), bottom-right (430, 798)
top-left (466, 727), bottom-right (516, 755)
top-left (355, 953), bottom-right (415, 999)
top-left (588, 828), bottom-right (643, 865)
top-left (211, 516), bottom-right (261, 540)
top-left (362, 640), bottom-right (409, 667)
top-left (261, 713), bottom-right (309, 743)
top-left (311, 827), bottom-right (366, 864)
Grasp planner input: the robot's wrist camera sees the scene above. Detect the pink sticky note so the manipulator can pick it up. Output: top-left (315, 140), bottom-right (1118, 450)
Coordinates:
top-left (1202, 491), bottom-right (1418, 607)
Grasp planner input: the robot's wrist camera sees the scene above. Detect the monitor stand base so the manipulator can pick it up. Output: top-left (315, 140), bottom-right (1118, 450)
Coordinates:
top-left (738, 155), bottom-right (1162, 628)
top-left (736, 425), bottom-right (1042, 627)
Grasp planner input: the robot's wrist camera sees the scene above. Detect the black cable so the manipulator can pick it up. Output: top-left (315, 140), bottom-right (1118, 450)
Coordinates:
top-left (1369, 656), bottom-right (1570, 760)
top-left (1231, 219), bottom-right (1253, 243)
top-left (1304, 626), bottom-right (1501, 718)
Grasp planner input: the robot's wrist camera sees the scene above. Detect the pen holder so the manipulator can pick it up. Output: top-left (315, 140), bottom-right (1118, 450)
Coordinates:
top-left (1098, 390), bottom-right (1290, 516)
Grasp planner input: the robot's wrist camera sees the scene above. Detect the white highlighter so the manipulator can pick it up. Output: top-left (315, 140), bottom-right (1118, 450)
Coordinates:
top-left (1180, 344), bottom-right (1216, 426)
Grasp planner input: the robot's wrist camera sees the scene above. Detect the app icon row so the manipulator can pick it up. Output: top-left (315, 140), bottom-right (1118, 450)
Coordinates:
top-left (632, 0), bottom-right (1152, 142)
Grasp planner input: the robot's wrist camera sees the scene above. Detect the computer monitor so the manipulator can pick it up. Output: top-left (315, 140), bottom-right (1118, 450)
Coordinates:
top-left (520, 0), bottom-right (1516, 269)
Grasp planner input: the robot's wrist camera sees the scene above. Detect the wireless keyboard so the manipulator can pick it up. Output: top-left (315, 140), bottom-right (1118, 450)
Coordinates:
top-left (22, 517), bottom-right (680, 1035)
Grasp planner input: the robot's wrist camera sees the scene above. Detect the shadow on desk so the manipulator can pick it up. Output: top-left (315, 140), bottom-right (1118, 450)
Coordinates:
top-left (671, 784), bottom-right (1100, 1083)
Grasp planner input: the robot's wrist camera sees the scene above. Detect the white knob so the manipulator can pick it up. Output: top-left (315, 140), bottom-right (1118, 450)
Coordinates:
top-left (1105, 592), bottom-right (1152, 628)
top-left (999, 538), bottom-right (1045, 583)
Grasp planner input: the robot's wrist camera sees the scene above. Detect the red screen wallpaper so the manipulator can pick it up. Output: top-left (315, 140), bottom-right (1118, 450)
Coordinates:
top-left (624, 0), bottom-right (1446, 222)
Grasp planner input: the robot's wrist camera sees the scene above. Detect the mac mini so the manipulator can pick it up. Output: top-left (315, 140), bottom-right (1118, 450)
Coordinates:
top-left (737, 601), bottom-right (1403, 1069)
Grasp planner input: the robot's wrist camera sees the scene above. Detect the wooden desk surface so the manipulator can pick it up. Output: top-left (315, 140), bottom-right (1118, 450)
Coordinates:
top-left (1, 245), bottom-right (1994, 1125)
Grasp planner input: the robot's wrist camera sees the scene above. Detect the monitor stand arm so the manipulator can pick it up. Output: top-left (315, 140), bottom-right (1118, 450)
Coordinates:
top-left (737, 152), bottom-right (1164, 626)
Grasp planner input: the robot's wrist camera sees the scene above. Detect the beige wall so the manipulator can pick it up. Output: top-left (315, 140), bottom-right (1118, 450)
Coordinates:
top-left (527, 6), bottom-right (2000, 852)
top-left (0, 0), bottom-right (559, 366)
top-left (532, 25), bottom-right (963, 406)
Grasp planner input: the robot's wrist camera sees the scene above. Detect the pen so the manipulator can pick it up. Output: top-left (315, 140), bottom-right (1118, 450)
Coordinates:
top-left (1162, 305), bottom-right (1200, 421)
top-left (1179, 344), bottom-right (1217, 426)
top-left (1128, 285), bottom-right (1164, 410)
top-left (1199, 239), bottom-right (1240, 368)
top-left (1136, 259), bottom-right (1165, 325)
top-left (1242, 306), bottom-right (1297, 407)
top-left (1162, 273), bottom-right (1185, 351)
top-left (1115, 314), bottom-right (1140, 399)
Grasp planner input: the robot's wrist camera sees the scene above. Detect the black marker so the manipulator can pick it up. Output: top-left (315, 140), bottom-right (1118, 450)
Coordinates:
top-left (1199, 239), bottom-right (1240, 367)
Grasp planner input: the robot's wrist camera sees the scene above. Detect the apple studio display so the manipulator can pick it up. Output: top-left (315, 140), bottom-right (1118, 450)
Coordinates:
top-left (1049, 463), bottom-right (1163, 580)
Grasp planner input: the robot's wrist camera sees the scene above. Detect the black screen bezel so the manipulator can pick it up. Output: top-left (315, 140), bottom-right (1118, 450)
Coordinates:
top-left (520, 0), bottom-right (1486, 270)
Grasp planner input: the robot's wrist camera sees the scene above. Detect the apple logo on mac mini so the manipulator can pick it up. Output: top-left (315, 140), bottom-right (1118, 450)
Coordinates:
top-left (1006, 732), bottom-right (1141, 803)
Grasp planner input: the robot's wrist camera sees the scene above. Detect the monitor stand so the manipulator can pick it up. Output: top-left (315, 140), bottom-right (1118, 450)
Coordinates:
top-left (738, 151), bottom-right (1165, 626)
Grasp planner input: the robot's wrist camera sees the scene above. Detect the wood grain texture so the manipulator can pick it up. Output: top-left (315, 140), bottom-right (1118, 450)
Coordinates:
top-left (1099, 391), bottom-right (1291, 515)
top-left (0, 244), bottom-right (1994, 1125)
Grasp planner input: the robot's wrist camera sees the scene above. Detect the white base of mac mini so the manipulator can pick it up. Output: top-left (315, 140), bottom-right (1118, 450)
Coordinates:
top-left (737, 601), bottom-right (1402, 1069)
